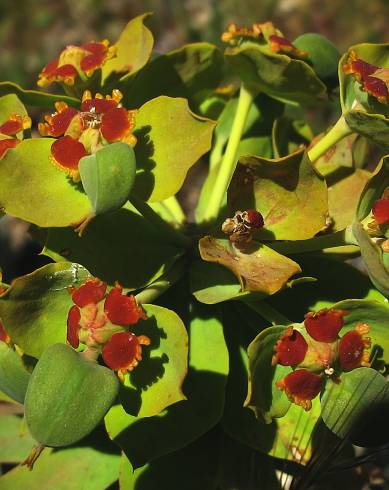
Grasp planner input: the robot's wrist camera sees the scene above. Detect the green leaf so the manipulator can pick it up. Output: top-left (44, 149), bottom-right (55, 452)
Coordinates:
top-left (0, 138), bottom-right (92, 227)
top-left (0, 445), bottom-right (120, 490)
top-left (352, 222), bottom-right (389, 297)
top-left (314, 133), bottom-right (359, 178)
top-left (119, 304), bottom-right (188, 417)
top-left (79, 142), bottom-right (136, 215)
top-left (0, 81), bottom-right (79, 109)
top-left (225, 42), bottom-right (327, 105)
top-left (356, 154), bottom-right (389, 222)
top-left (0, 416), bottom-right (35, 464)
top-left (0, 94), bottom-right (29, 138)
top-left (25, 343), bottom-right (119, 447)
top-left (102, 13), bottom-right (153, 82)
top-left (328, 169), bottom-right (370, 231)
top-left (105, 299), bottom-right (228, 469)
top-left (132, 96), bottom-right (215, 202)
top-left (228, 149), bottom-right (328, 240)
top-left (345, 111), bottom-right (389, 151)
top-left (0, 342), bottom-right (30, 403)
top-left (119, 43), bottom-right (224, 111)
top-left (0, 263), bottom-right (89, 358)
top-left (321, 367), bottom-right (389, 446)
top-left (43, 205), bottom-right (184, 290)
top-left (293, 33), bottom-right (340, 87)
top-left (245, 325), bottom-right (291, 422)
top-left (198, 236), bottom-right (301, 297)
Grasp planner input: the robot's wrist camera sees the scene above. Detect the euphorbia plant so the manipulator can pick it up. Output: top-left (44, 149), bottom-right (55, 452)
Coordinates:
top-left (1, 13), bottom-right (389, 489)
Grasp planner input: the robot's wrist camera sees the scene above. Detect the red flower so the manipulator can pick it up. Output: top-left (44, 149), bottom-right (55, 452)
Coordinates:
top-left (272, 326), bottom-right (308, 366)
top-left (339, 323), bottom-right (371, 372)
top-left (102, 331), bottom-right (150, 380)
top-left (39, 90), bottom-right (137, 181)
top-left (304, 308), bottom-right (348, 342)
top-left (276, 369), bottom-right (323, 411)
top-left (273, 308), bottom-right (371, 410)
top-left (269, 34), bottom-right (307, 58)
top-left (66, 277), bottom-right (149, 378)
top-left (38, 40), bottom-right (116, 87)
top-left (0, 114), bottom-right (31, 158)
top-left (343, 51), bottom-right (388, 104)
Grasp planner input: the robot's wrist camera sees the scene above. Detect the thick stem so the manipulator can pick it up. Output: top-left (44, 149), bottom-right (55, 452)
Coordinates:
top-left (135, 259), bottom-right (186, 304)
top-left (242, 299), bottom-right (291, 326)
top-left (307, 115), bottom-right (352, 163)
top-left (203, 84), bottom-right (255, 223)
top-left (130, 196), bottom-right (192, 249)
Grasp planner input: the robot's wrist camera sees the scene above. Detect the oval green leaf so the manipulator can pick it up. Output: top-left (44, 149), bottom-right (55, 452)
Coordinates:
top-left (25, 343), bottom-right (119, 447)
top-left (79, 142), bottom-right (136, 215)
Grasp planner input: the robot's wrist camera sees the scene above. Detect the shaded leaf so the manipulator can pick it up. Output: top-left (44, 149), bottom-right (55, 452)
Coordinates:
top-left (228, 149), bottom-right (328, 240)
top-left (132, 96), bottom-right (215, 202)
top-left (102, 13), bottom-right (153, 82)
top-left (0, 415), bottom-right (35, 464)
top-left (0, 342), bottom-right (30, 403)
top-left (321, 367), bottom-right (389, 446)
top-left (0, 445), bottom-right (120, 490)
top-left (79, 142), bottom-right (136, 215)
top-left (0, 263), bottom-right (89, 358)
top-left (44, 205), bottom-right (184, 290)
top-left (272, 116), bottom-right (312, 158)
top-left (0, 138), bottom-right (92, 227)
top-left (225, 42), bottom-right (327, 105)
top-left (119, 304), bottom-right (188, 418)
top-left (105, 299), bottom-right (228, 469)
top-left (199, 236), bottom-right (301, 294)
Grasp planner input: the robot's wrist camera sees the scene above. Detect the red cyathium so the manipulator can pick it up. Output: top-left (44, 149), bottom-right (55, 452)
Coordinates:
top-left (372, 194), bottom-right (389, 225)
top-left (38, 40), bottom-right (116, 87)
top-left (273, 308), bottom-right (371, 410)
top-left (343, 50), bottom-right (388, 104)
top-left (39, 90), bottom-right (137, 181)
top-left (0, 114), bottom-right (31, 158)
top-left (66, 277), bottom-right (150, 378)
top-left (0, 320), bottom-right (10, 344)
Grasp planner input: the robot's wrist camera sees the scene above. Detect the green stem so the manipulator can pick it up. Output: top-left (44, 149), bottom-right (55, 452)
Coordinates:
top-left (130, 196), bottom-right (192, 249)
top-left (307, 115), bottom-right (352, 163)
top-left (162, 196), bottom-right (186, 224)
top-left (203, 84), bottom-right (254, 223)
top-left (242, 299), bottom-right (291, 326)
top-left (135, 259), bottom-right (186, 304)
top-left (269, 227), bottom-right (357, 255)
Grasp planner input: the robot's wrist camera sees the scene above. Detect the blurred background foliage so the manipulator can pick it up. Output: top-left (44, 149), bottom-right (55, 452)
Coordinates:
top-left (0, 0), bottom-right (388, 88)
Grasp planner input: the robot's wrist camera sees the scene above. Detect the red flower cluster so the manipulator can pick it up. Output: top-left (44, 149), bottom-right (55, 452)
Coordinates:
top-left (372, 188), bottom-right (389, 226)
top-left (67, 278), bottom-right (150, 380)
top-left (272, 308), bottom-right (371, 410)
top-left (343, 50), bottom-right (388, 104)
top-left (39, 90), bottom-right (137, 181)
top-left (38, 41), bottom-right (115, 87)
top-left (222, 209), bottom-right (264, 243)
top-left (0, 114), bottom-right (31, 158)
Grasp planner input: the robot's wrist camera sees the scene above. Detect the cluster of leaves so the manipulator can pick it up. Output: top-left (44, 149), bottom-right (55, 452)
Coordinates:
top-left (1, 13), bottom-right (389, 490)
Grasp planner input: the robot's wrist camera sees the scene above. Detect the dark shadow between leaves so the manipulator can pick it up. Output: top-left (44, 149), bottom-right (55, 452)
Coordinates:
top-left (132, 125), bottom-right (155, 201)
